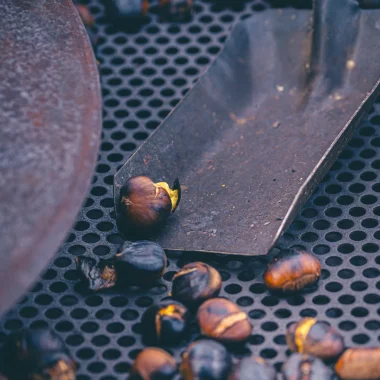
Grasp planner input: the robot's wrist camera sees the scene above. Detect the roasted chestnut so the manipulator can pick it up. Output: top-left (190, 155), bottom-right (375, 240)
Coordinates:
top-left (228, 356), bottom-right (276, 380)
top-left (181, 340), bottom-right (233, 380)
top-left (197, 298), bottom-right (252, 343)
top-left (142, 300), bottom-right (190, 345)
top-left (171, 262), bottom-right (222, 306)
top-left (335, 347), bottom-right (380, 380)
top-left (76, 256), bottom-right (117, 291)
top-left (129, 347), bottom-right (177, 380)
top-left (282, 353), bottom-right (332, 380)
top-left (115, 241), bottom-right (167, 286)
top-left (159, 0), bottom-right (193, 22)
top-left (286, 318), bottom-right (344, 360)
top-left (119, 176), bottom-right (181, 236)
top-left (264, 248), bottom-right (321, 292)
top-left (1, 328), bottom-right (76, 380)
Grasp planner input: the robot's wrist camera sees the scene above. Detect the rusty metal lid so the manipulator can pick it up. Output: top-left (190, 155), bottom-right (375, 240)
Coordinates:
top-left (0, 0), bottom-right (101, 314)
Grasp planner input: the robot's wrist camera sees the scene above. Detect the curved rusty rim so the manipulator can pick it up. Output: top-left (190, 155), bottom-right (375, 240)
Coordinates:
top-left (0, 0), bottom-right (101, 314)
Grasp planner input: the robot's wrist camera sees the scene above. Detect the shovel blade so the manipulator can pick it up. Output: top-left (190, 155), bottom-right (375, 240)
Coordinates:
top-left (115, 2), bottom-right (380, 255)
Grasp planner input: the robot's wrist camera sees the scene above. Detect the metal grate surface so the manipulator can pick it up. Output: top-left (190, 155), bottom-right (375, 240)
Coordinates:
top-left (2, 1), bottom-right (380, 378)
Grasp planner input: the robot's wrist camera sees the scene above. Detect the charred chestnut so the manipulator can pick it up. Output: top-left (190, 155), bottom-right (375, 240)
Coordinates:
top-left (1, 328), bottom-right (76, 380)
top-left (76, 256), bottom-right (117, 291)
top-left (159, 0), bottom-right (193, 22)
top-left (228, 357), bottom-right (276, 380)
top-left (115, 241), bottom-right (167, 286)
top-left (129, 347), bottom-right (177, 380)
top-left (335, 347), bottom-right (380, 380)
top-left (282, 353), bottom-right (332, 380)
top-left (119, 176), bottom-right (181, 236)
top-left (171, 262), bottom-right (222, 306)
top-left (142, 300), bottom-right (190, 345)
top-left (181, 340), bottom-right (233, 380)
top-left (197, 298), bottom-right (252, 343)
top-left (286, 318), bottom-right (344, 360)
top-left (264, 248), bottom-right (321, 292)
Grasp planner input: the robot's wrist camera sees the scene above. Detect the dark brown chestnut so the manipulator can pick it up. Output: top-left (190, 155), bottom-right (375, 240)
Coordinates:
top-left (264, 248), bottom-right (321, 292)
top-left (1, 328), bottom-right (76, 380)
top-left (115, 241), bottom-right (167, 286)
top-left (335, 347), bottom-right (380, 380)
top-left (197, 298), bottom-right (252, 343)
top-left (142, 300), bottom-right (190, 346)
top-left (129, 347), bottom-right (177, 380)
top-left (159, 0), bottom-right (193, 22)
top-left (76, 256), bottom-right (117, 291)
top-left (286, 318), bottom-right (344, 360)
top-left (228, 356), bottom-right (276, 380)
top-left (282, 353), bottom-right (333, 380)
top-left (119, 176), bottom-right (181, 236)
top-left (181, 340), bottom-right (233, 380)
top-left (171, 262), bottom-right (222, 306)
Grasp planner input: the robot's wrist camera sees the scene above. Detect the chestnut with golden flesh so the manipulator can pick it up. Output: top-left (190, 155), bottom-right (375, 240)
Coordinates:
top-left (76, 256), bottom-right (117, 291)
top-left (335, 347), bottom-right (380, 380)
top-left (197, 298), bottom-right (252, 343)
top-left (115, 241), bottom-right (167, 286)
top-left (286, 318), bottom-right (344, 360)
top-left (119, 176), bottom-right (181, 236)
top-left (142, 300), bottom-right (190, 346)
top-left (129, 347), bottom-right (177, 380)
top-left (282, 353), bottom-right (332, 380)
top-left (228, 357), bottom-right (276, 380)
top-left (171, 262), bottom-right (222, 307)
top-left (181, 340), bottom-right (233, 380)
top-left (1, 328), bottom-right (76, 380)
top-left (264, 249), bottom-right (321, 292)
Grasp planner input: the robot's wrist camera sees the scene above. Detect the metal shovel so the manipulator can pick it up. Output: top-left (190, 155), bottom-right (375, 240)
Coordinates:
top-left (115, 0), bottom-right (380, 256)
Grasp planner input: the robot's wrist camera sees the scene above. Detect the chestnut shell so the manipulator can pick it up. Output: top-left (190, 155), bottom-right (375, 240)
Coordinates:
top-left (142, 300), bottom-right (190, 346)
top-left (119, 176), bottom-right (180, 237)
top-left (264, 249), bottom-right (321, 292)
top-left (335, 347), bottom-right (380, 380)
top-left (229, 357), bottom-right (276, 380)
top-left (197, 298), bottom-right (252, 343)
top-left (129, 347), bottom-right (177, 380)
top-left (286, 318), bottom-right (344, 360)
top-left (1, 328), bottom-right (76, 380)
top-left (282, 353), bottom-right (333, 380)
top-left (171, 262), bottom-right (222, 306)
top-left (115, 241), bottom-right (167, 286)
top-left (181, 340), bottom-right (233, 380)
top-left (76, 256), bottom-right (117, 291)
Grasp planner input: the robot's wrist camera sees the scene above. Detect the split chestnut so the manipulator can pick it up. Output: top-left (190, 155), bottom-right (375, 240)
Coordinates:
top-left (171, 262), bottom-right (222, 306)
top-left (286, 318), bottom-right (344, 360)
top-left (142, 300), bottom-right (190, 346)
top-left (119, 176), bottom-right (181, 237)
top-left (129, 347), bottom-right (177, 380)
top-left (181, 340), bottom-right (233, 380)
top-left (197, 298), bottom-right (252, 343)
top-left (264, 249), bottom-right (321, 292)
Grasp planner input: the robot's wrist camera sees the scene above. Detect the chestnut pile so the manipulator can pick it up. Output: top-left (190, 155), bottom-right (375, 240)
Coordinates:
top-left (6, 173), bottom-right (378, 379)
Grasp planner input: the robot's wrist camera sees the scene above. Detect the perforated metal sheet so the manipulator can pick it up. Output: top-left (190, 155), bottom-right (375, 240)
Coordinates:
top-left (1, 1), bottom-right (380, 379)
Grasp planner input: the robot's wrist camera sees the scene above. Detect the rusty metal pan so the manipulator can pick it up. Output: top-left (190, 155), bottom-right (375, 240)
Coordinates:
top-left (0, 0), bottom-right (101, 314)
top-left (115, 0), bottom-right (380, 256)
